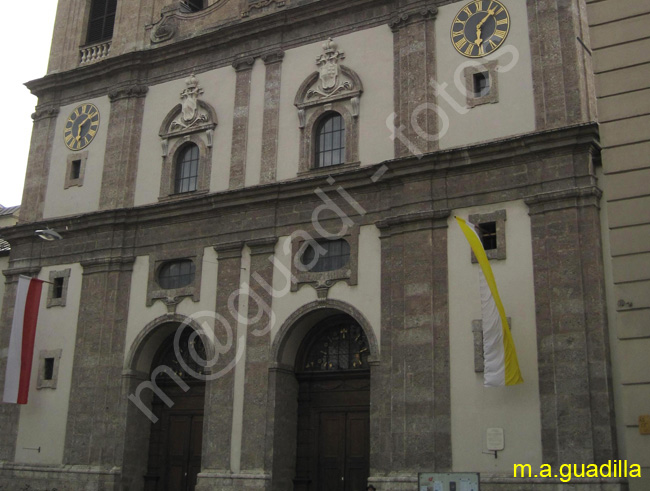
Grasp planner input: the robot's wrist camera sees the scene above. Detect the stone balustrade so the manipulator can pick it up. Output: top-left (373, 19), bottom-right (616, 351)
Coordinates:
top-left (79, 41), bottom-right (111, 65)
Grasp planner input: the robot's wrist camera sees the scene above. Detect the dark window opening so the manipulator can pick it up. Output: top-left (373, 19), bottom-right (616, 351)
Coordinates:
top-left (86, 0), bottom-right (118, 45)
top-left (181, 0), bottom-right (205, 12)
top-left (53, 277), bottom-right (65, 299)
top-left (44, 358), bottom-right (55, 381)
top-left (71, 160), bottom-right (82, 180)
top-left (175, 144), bottom-right (199, 194)
top-left (301, 239), bottom-right (350, 272)
top-left (315, 113), bottom-right (345, 168)
top-left (473, 72), bottom-right (490, 97)
top-left (158, 259), bottom-right (196, 289)
top-left (479, 222), bottom-right (497, 250)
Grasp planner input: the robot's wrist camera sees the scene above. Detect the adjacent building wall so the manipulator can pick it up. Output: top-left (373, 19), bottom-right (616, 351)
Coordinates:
top-left (588, 0), bottom-right (650, 489)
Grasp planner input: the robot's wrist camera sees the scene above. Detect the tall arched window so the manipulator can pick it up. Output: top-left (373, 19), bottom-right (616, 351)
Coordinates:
top-left (86, 0), bottom-right (118, 44)
top-left (175, 144), bottom-right (200, 193)
top-left (315, 112), bottom-right (345, 168)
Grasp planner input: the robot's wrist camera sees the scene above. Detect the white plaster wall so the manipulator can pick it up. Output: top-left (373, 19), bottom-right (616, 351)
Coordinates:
top-left (448, 201), bottom-right (542, 473)
top-left (270, 225), bottom-right (382, 363)
top-left (276, 26), bottom-right (395, 181)
top-left (43, 97), bottom-right (110, 218)
top-left (14, 263), bottom-right (83, 464)
top-left (436, 0), bottom-right (536, 150)
top-left (134, 67), bottom-right (236, 206)
top-left (124, 247), bottom-right (219, 373)
top-left (245, 59), bottom-right (265, 187)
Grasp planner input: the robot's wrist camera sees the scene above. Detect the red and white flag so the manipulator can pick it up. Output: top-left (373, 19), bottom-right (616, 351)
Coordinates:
top-left (3, 275), bottom-right (44, 404)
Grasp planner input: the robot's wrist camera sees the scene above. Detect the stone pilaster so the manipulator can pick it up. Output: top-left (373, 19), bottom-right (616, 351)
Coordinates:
top-left (63, 257), bottom-right (135, 467)
top-left (198, 242), bottom-right (243, 480)
top-left (526, 186), bottom-right (617, 466)
top-left (19, 105), bottom-right (59, 222)
top-left (390, 5), bottom-right (438, 158)
top-left (229, 57), bottom-right (255, 190)
top-left (260, 51), bottom-right (284, 184)
top-left (99, 84), bottom-right (148, 210)
top-left (527, 0), bottom-right (597, 130)
top-left (371, 209), bottom-right (451, 488)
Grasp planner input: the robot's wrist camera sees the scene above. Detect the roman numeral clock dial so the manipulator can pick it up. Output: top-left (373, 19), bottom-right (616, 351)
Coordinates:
top-left (451, 0), bottom-right (510, 58)
top-left (63, 103), bottom-right (100, 151)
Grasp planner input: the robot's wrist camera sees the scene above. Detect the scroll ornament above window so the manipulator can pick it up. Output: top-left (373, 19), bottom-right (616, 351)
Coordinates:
top-left (294, 38), bottom-right (363, 128)
top-left (159, 74), bottom-right (218, 157)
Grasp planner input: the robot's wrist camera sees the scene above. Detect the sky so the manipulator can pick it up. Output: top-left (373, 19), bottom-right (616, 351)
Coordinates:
top-left (1, 2), bottom-right (58, 207)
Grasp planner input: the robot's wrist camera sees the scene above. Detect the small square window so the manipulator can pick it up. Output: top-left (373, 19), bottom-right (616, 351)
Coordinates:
top-left (53, 277), bottom-right (65, 299)
top-left (473, 72), bottom-right (490, 97)
top-left (71, 160), bottom-right (82, 180)
top-left (48, 269), bottom-right (71, 308)
top-left (469, 210), bottom-right (507, 261)
top-left (479, 222), bottom-right (497, 250)
top-left (37, 349), bottom-right (62, 389)
top-left (44, 358), bottom-right (55, 381)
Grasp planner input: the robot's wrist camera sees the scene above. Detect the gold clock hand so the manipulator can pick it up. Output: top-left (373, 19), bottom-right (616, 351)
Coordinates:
top-left (76, 116), bottom-right (88, 141)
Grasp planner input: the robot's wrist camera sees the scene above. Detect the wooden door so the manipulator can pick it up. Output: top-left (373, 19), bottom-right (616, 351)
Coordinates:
top-left (164, 413), bottom-right (203, 491)
top-left (317, 411), bottom-right (369, 491)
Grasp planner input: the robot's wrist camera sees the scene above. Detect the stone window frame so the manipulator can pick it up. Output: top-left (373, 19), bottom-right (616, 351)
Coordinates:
top-left (64, 151), bottom-right (88, 189)
top-left (47, 268), bottom-right (71, 308)
top-left (472, 318), bottom-right (512, 373)
top-left (147, 248), bottom-right (205, 309)
top-left (290, 225), bottom-right (360, 298)
top-left (37, 349), bottom-right (62, 389)
top-left (468, 209), bottom-right (507, 262)
top-left (295, 65), bottom-right (363, 176)
top-left (159, 100), bottom-right (217, 202)
top-left (465, 60), bottom-right (499, 109)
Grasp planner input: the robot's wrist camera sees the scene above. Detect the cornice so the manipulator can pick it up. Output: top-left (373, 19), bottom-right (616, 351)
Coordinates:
top-left (25, 0), bottom-right (393, 100)
top-left (4, 124), bottom-right (599, 245)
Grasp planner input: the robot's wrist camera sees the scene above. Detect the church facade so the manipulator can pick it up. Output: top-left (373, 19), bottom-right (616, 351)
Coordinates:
top-left (0, 0), bottom-right (646, 490)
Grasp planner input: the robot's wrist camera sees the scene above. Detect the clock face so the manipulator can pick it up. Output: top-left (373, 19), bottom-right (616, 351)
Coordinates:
top-left (63, 103), bottom-right (100, 151)
top-left (451, 0), bottom-right (510, 58)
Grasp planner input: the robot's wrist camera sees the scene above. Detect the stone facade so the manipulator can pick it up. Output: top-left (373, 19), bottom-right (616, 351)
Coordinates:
top-left (0, 0), bottom-right (641, 490)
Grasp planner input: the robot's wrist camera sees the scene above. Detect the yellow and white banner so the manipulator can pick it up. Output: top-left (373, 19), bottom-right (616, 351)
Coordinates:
top-left (456, 217), bottom-right (523, 387)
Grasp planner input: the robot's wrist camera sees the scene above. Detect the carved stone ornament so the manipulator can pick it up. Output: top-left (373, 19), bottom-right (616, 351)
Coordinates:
top-left (150, 7), bottom-right (178, 44)
top-left (159, 74), bottom-right (218, 152)
top-left (294, 38), bottom-right (363, 128)
top-left (173, 74), bottom-right (206, 130)
top-left (241, 0), bottom-right (286, 18)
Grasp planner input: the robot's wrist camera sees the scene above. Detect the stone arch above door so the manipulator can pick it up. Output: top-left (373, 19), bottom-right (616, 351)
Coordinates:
top-left (271, 300), bottom-right (379, 369)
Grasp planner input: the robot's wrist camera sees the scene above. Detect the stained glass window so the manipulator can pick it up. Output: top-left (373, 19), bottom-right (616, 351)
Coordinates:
top-left (302, 319), bottom-right (369, 372)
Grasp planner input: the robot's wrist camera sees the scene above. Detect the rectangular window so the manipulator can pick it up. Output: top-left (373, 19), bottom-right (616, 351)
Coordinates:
top-left (86, 0), bottom-right (118, 45)
top-left (53, 277), bottom-right (65, 299)
top-left (44, 358), bottom-right (55, 381)
top-left (71, 160), bottom-right (82, 180)
top-left (473, 72), bottom-right (490, 97)
top-left (479, 222), bottom-right (497, 250)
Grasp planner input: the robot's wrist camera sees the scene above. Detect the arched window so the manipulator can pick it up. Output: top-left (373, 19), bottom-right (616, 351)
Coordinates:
top-left (175, 144), bottom-right (199, 193)
top-left (86, 0), bottom-right (118, 44)
top-left (300, 316), bottom-right (370, 372)
top-left (315, 113), bottom-right (345, 168)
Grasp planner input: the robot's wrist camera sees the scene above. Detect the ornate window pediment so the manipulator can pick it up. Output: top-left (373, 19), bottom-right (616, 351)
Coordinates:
top-left (294, 38), bottom-right (363, 128)
top-left (295, 38), bottom-right (363, 173)
top-left (159, 75), bottom-right (217, 200)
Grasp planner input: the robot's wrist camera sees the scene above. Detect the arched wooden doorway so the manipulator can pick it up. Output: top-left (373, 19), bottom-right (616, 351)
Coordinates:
top-left (293, 315), bottom-right (370, 491)
top-left (144, 326), bottom-right (207, 491)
